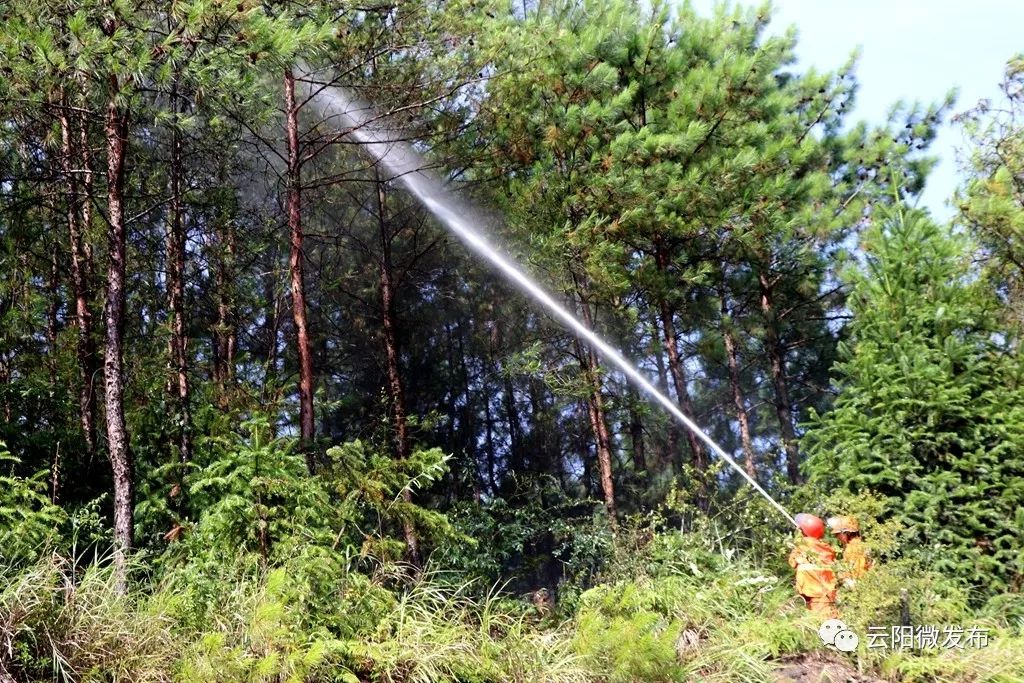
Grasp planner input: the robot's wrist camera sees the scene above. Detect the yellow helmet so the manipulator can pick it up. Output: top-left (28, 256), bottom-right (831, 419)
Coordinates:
top-left (827, 515), bottom-right (860, 534)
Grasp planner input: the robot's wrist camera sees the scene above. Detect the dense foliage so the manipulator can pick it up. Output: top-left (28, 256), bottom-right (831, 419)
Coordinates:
top-left (805, 199), bottom-right (1024, 597)
top-left (2, 0), bottom-right (1024, 680)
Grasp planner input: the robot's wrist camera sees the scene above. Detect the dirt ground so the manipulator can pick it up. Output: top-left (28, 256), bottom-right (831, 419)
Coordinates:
top-left (773, 654), bottom-right (887, 683)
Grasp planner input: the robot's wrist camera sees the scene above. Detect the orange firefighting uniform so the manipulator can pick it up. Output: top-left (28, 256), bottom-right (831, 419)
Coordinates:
top-left (788, 536), bottom-right (838, 616)
top-left (839, 535), bottom-right (872, 584)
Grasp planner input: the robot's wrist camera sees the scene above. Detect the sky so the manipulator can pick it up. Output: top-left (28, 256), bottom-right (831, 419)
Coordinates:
top-left (692, 0), bottom-right (1024, 220)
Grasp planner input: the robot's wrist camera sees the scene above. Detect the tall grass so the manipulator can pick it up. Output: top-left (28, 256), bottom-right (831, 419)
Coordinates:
top-left (348, 577), bottom-right (588, 683)
top-left (4, 546), bottom-right (1024, 682)
top-left (0, 554), bottom-right (176, 682)
top-left (0, 556), bottom-right (587, 683)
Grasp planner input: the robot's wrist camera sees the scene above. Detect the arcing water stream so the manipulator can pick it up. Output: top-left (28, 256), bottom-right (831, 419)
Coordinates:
top-left (307, 84), bottom-right (798, 529)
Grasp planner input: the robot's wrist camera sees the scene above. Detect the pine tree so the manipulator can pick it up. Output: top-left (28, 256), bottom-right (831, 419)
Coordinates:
top-left (479, 0), bottom-right (936, 506)
top-left (804, 201), bottom-right (1024, 596)
top-left (958, 55), bottom-right (1024, 337)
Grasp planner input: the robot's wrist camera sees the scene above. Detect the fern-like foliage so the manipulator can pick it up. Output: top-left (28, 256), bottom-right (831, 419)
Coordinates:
top-left (322, 439), bottom-right (456, 562)
top-left (0, 441), bottom-right (64, 564)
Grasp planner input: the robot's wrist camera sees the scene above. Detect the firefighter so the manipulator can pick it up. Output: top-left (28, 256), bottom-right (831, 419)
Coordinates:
top-left (788, 513), bottom-right (838, 617)
top-left (828, 515), bottom-right (872, 587)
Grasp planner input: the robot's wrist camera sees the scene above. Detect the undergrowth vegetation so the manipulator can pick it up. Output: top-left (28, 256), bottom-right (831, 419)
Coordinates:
top-left (4, 434), bottom-right (1024, 683)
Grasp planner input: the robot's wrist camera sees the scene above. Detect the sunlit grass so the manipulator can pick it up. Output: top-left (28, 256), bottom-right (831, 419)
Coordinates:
top-left (3, 547), bottom-right (1024, 682)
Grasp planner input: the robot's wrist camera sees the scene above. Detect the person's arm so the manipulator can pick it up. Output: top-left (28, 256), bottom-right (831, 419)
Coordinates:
top-left (788, 542), bottom-right (806, 569)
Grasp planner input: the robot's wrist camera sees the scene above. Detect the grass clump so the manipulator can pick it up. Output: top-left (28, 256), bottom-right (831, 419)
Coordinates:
top-left (0, 554), bottom-right (177, 682)
top-left (348, 578), bottom-right (587, 683)
top-left (5, 534), bottom-right (1024, 682)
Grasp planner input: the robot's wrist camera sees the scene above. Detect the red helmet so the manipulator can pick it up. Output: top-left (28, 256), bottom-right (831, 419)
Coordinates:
top-left (794, 513), bottom-right (825, 539)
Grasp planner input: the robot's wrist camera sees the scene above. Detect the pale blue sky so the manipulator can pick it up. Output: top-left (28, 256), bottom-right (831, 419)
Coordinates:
top-left (693, 1), bottom-right (1024, 220)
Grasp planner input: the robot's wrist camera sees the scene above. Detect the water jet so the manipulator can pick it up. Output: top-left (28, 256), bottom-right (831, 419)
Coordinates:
top-left (307, 82), bottom-right (798, 529)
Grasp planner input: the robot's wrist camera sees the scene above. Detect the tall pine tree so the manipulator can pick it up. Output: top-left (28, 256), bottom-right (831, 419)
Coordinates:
top-left (958, 55), bottom-right (1024, 338)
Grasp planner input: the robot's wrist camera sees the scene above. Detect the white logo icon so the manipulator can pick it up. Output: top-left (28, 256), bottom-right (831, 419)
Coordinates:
top-left (833, 629), bottom-right (859, 652)
top-left (818, 618), bottom-right (859, 652)
top-left (818, 619), bottom-right (847, 646)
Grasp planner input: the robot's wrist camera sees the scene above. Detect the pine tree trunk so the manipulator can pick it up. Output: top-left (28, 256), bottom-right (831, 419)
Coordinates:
top-left (46, 242), bottom-right (61, 504)
top-left (654, 247), bottom-right (706, 474)
top-left (225, 224), bottom-right (237, 376)
top-left (443, 322), bottom-right (460, 453)
top-left (284, 67), bottom-right (315, 468)
top-left (531, 378), bottom-right (566, 488)
top-left (722, 316), bottom-right (757, 481)
top-left (758, 271), bottom-right (801, 483)
top-left (60, 109), bottom-right (98, 461)
top-left (214, 212), bottom-right (236, 408)
top-left (375, 176), bottom-right (421, 565)
top-left (262, 247), bottom-right (282, 389)
top-left (628, 399), bottom-right (646, 472)
top-left (503, 375), bottom-right (522, 471)
top-left (573, 298), bottom-right (617, 521)
top-left (577, 401), bottom-right (594, 498)
top-left (590, 371), bottom-right (617, 516)
top-left (650, 313), bottom-right (676, 470)
top-left (46, 244), bottom-right (59, 384)
top-left (166, 88), bottom-right (191, 464)
top-left (0, 355), bottom-right (9, 424)
top-left (455, 323), bottom-right (476, 497)
top-left (483, 379), bottom-right (497, 492)
top-left (212, 240), bottom-right (225, 394)
top-left (658, 300), bottom-right (707, 468)
top-left (484, 324), bottom-right (500, 490)
top-left (260, 248), bottom-right (285, 439)
top-left (102, 81), bottom-right (133, 594)
top-left (578, 351), bottom-right (617, 519)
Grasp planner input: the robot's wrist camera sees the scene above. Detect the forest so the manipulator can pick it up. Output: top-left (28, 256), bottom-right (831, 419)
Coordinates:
top-left (2, 0), bottom-right (1024, 680)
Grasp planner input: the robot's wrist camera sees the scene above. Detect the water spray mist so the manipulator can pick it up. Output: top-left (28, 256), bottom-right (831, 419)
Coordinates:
top-left (306, 82), bottom-right (798, 529)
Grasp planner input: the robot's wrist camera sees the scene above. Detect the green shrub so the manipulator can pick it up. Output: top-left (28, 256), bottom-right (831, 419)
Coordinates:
top-left (838, 559), bottom-right (973, 638)
top-left (981, 593), bottom-right (1024, 633)
top-left (0, 441), bottom-right (65, 564)
top-left (569, 530), bottom-right (816, 683)
top-left (173, 567), bottom-right (347, 683)
top-left (6, 508), bottom-right (1024, 683)
top-left (803, 205), bottom-right (1024, 599)
top-left (574, 609), bottom-right (680, 682)
top-left (435, 474), bottom-right (613, 604)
